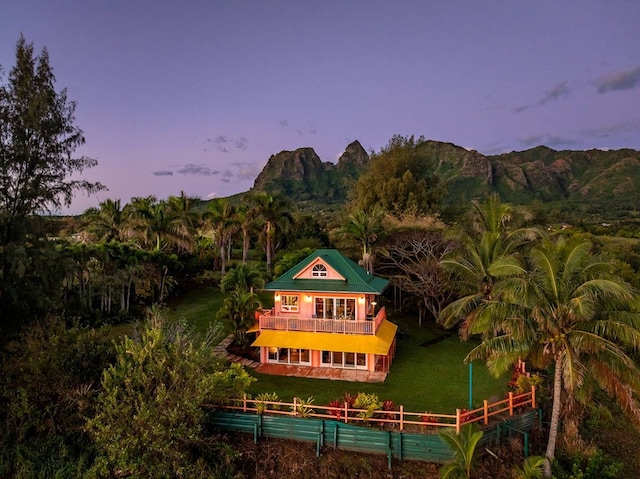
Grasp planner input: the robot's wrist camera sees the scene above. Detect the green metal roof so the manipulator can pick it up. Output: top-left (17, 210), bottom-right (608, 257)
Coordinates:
top-left (264, 249), bottom-right (389, 294)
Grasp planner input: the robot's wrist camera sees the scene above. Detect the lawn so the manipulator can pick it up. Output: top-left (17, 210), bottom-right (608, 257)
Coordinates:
top-left (246, 314), bottom-right (507, 413)
top-left (168, 284), bottom-right (508, 415)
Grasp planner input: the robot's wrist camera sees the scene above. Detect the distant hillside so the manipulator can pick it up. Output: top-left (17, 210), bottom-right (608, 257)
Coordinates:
top-left (250, 139), bottom-right (640, 221)
top-left (251, 140), bottom-right (369, 204)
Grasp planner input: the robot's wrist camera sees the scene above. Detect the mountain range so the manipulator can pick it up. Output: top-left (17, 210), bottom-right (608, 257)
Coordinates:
top-left (250, 139), bottom-right (640, 221)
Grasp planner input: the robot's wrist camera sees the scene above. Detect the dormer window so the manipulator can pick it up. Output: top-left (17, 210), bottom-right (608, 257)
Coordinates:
top-left (312, 264), bottom-right (328, 277)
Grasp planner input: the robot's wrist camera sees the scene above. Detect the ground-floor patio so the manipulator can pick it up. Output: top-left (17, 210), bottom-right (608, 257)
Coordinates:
top-left (254, 362), bottom-right (387, 383)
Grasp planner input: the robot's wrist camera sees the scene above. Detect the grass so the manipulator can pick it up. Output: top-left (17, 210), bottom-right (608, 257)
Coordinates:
top-left (167, 283), bottom-right (508, 414)
top-left (246, 314), bottom-right (507, 413)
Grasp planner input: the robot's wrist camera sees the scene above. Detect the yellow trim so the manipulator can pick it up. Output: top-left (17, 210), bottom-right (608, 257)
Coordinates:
top-left (247, 322), bottom-right (260, 333)
top-left (252, 319), bottom-right (397, 355)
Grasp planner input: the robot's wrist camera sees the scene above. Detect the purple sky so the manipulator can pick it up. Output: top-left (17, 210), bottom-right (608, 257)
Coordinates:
top-left (2, 1), bottom-right (639, 214)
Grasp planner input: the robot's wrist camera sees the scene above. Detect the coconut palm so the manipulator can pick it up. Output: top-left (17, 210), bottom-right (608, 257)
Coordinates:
top-left (203, 198), bottom-right (237, 276)
top-left (236, 200), bottom-right (259, 264)
top-left (440, 236), bottom-right (640, 478)
top-left (128, 196), bottom-right (194, 253)
top-left (251, 192), bottom-right (293, 273)
top-left (84, 198), bottom-right (130, 242)
top-left (438, 423), bottom-right (484, 479)
top-left (440, 194), bottom-right (539, 338)
top-left (336, 208), bottom-right (384, 274)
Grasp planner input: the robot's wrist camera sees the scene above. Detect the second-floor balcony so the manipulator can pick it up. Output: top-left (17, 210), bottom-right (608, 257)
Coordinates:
top-left (258, 306), bottom-right (387, 335)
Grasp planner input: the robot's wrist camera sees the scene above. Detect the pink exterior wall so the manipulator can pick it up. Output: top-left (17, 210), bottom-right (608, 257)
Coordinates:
top-left (273, 290), bottom-right (381, 321)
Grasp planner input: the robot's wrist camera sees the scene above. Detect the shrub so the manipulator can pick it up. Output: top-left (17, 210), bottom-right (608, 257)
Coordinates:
top-left (353, 392), bottom-right (382, 423)
top-left (292, 397), bottom-right (315, 418)
top-left (255, 392), bottom-right (280, 415)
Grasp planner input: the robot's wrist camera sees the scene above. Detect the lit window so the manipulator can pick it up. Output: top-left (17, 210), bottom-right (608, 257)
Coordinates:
top-left (312, 264), bottom-right (327, 277)
top-left (281, 295), bottom-right (299, 312)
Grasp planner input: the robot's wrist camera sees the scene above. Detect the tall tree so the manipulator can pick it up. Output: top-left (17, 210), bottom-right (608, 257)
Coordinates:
top-left (84, 198), bottom-right (130, 242)
top-left (251, 192), bottom-right (293, 273)
top-left (336, 208), bottom-right (384, 273)
top-left (203, 198), bottom-right (237, 276)
top-left (439, 236), bottom-right (640, 477)
top-left (128, 196), bottom-right (194, 253)
top-left (0, 36), bottom-right (104, 330)
top-left (441, 194), bottom-right (539, 338)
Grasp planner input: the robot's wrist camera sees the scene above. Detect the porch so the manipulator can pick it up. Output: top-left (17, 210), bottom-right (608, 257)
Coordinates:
top-left (258, 306), bottom-right (387, 335)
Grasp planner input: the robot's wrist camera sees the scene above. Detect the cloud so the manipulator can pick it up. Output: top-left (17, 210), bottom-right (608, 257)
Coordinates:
top-left (580, 118), bottom-right (640, 139)
top-left (513, 81), bottom-right (571, 113)
top-left (537, 82), bottom-right (570, 106)
top-left (152, 170), bottom-right (174, 176)
top-left (518, 133), bottom-right (580, 148)
top-left (279, 120), bottom-right (289, 127)
top-left (595, 66), bottom-right (640, 93)
top-left (176, 164), bottom-right (220, 176)
top-left (233, 137), bottom-right (248, 150)
top-left (203, 134), bottom-right (248, 152)
top-left (206, 192), bottom-right (218, 199)
top-left (232, 161), bottom-right (262, 181)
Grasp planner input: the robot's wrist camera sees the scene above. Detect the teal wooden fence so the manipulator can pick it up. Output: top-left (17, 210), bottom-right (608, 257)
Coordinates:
top-left (208, 409), bottom-right (541, 468)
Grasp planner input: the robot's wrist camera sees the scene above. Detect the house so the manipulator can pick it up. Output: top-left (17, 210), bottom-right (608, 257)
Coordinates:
top-left (252, 249), bottom-right (397, 378)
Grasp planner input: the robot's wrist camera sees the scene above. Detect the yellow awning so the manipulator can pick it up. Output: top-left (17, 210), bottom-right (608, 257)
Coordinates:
top-left (251, 319), bottom-right (397, 355)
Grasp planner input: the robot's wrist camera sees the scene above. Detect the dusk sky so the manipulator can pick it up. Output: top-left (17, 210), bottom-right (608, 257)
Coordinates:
top-left (2, 1), bottom-right (639, 214)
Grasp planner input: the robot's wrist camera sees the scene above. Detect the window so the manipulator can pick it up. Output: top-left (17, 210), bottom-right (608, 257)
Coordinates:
top-left (321, 351), bottom-right (367, 370)
top-left (312, 263), bottom-right (327, 277)
top-left (267, 347), bottom-right (311, 365)
top-left (281, 295), bottom-right (298, 312)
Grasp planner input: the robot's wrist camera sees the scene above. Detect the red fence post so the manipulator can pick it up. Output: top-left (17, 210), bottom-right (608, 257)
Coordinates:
top-left (456, 409), bottom-right (461, 433)
top-left (508, 392), bottom-right (514, 416)
top-left (400, 405), bottom-right (404, 431)
top-left (531, 385), bottom-right (536, 409)
top-left (344, 401), bottom-right (348, 423)
top-left (243, 394), bottom-right (247, 413)
top-left (483, 400), bottom-right (489, 425)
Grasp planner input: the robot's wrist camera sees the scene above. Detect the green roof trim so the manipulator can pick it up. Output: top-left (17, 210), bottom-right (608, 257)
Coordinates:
top-left (264, 249), bottom-right (389, 294)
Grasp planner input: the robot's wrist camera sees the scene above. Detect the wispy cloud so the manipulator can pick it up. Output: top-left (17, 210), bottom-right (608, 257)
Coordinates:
top-left (279, 120), bottom-right (289, 127)
top-left (152, 170), bottom-right (174, 176)
top-left (513, 81), bottom-right (571, 113)
top-left (232, 161), bottom-right (262, 181)
top-left (176, 164), bottom-right (220, 176)
top-left (518, 133), bottom-right (580, 148)
top-left (595, 66), bottom-right (640, 93)
top-left (580, 117), bottom-right (640, 139)
top-left (203, 135), bottom-right (250, 153)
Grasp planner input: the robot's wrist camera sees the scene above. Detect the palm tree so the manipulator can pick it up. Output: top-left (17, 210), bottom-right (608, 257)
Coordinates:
top-left (440, 236), bottom-right (640, 477)
top-left (84, 198), bottom-right (130, 242)
top-left (438, 423), bottom-right (484, 479)
top-left (128, 196), bottom-right (194, 253)
top-left (203, 198), bottom-right (237, 276)
top-left (237, 199), bottom-right (259, 265)
top-left (251, 192), bottom-right (293, 273)
top-left (336, 208), bottom-right (384, 273)
top-left (216, 290), bottom-right (262, 348)
top-left (512, 456), bottom-right (546, 479)
top-left (220, 264), bottom-right (265, 294)
top-left (440, 194), bottom-right (539, 338)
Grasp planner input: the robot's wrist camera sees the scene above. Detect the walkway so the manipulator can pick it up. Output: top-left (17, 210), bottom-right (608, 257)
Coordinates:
top-left (214, 335), bottom-right (388, 383)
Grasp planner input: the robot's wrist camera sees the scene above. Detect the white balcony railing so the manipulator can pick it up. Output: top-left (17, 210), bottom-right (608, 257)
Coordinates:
top-left (257, 307), bottom-right (386, 335)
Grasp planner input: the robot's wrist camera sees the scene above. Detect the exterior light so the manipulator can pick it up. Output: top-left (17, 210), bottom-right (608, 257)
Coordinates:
top-left (305, 295), bottom-right (312, 302)
top-left (358, 297), bottom-right (365, 304)
top-left (275, 294), bottom-right (281, 301)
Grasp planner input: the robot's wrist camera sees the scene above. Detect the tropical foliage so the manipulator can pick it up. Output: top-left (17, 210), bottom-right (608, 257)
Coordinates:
top-left (440, 230), bottom-right (640, 477)
top-left (86, 307), bottom-right (254, 478)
